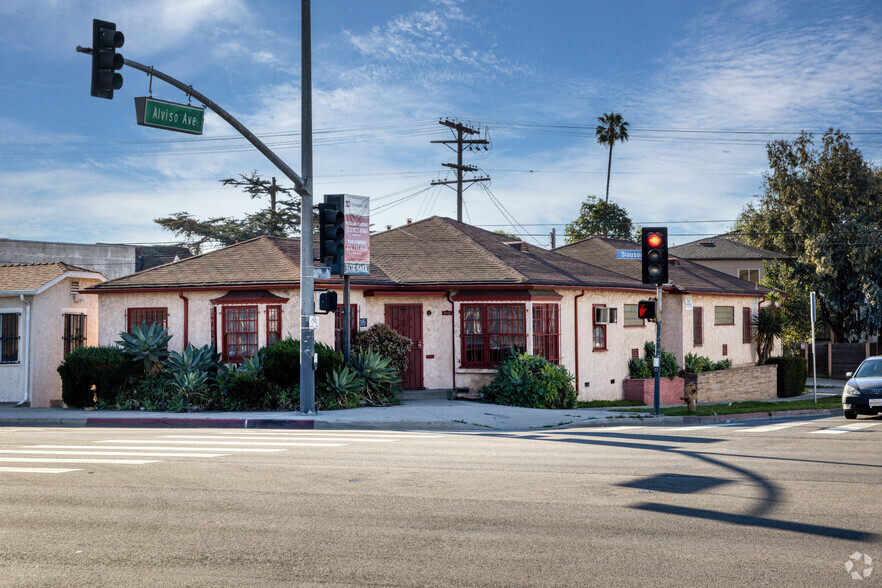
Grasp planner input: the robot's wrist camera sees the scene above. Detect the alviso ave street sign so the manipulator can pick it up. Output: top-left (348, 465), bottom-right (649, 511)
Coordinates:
top-left (134, 96), bottom-right (204, 135)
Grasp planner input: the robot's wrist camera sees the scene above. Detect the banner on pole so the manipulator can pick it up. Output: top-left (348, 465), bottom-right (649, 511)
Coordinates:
top-left (343, 195), bottom-right (370, 275)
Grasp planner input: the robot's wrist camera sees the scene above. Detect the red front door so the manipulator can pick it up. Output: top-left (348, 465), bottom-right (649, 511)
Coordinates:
top-left (385, 304), bottom-right (424, 390)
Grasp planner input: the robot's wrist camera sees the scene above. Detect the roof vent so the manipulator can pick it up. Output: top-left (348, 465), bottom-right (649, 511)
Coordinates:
top-left (700, 241), bottom-right (715, 247)
top-left (504, 241), bottom-right (530, 252)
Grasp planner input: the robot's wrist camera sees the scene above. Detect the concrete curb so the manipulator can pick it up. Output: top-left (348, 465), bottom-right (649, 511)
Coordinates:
top-left (556, 407), bottom-right (843, 430)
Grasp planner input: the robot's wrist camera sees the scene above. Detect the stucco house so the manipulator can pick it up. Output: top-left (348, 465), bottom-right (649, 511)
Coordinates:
top-left (669, 234), bottom-right (789, 285)
top-left (85, 217), bottom-right (768, 401)
top-left (0, 263), bottom-right (105, 407)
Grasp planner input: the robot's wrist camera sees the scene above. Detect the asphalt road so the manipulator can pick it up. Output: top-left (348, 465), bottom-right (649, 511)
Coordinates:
top-left (0, 415), bottom-right (879, 587)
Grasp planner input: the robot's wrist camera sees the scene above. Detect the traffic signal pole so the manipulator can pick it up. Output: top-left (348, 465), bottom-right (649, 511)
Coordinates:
top-left (76, 1), bottom-right (319, 412)
top-left (654, 284), bottom-right (662, 416)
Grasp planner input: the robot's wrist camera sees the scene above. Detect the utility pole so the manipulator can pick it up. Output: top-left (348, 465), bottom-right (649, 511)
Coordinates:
top-left (300, 0), bottom-right (316, 413)
top-left (431, 119), bottom-right (490, 222)
top-left (550, 228), bottom-right (557, 249)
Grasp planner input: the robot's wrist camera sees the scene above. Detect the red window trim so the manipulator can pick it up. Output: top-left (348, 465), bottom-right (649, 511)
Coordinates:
top-left (126, 307), bottom-right (168, 333)
top-left (532, 303), bottom-right (560, 364)
top-left (460, 303), bottom-right (526, 369)
top-left (592, 303), bottom-right (607, 352)
top-left (266, 305), bottom-right (283, 347)
top-left (221, 305), bottom-right (258, 363)
top-left (335, 304), bottom-right (359, 353)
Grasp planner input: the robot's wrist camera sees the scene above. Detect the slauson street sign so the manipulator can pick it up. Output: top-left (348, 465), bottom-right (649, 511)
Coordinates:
top-left (134, 96), bottom-right (204, 135)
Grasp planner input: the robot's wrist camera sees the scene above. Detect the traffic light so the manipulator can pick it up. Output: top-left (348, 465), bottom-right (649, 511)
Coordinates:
top-left (319, 195), bottom-right (345, 275)
top-left (641, 227), bottom-right (668, 285)
top-left (91, 19), bottom-right (124, 99)
top-left (637, 300), bottom-right (657, 322)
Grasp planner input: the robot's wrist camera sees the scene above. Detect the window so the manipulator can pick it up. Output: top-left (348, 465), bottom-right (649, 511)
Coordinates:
top-left (1, 313), bottom-right (20, 364)
top-left (532, 304), bottom-right (560, 364)
top-left (739, 269), bottom-right (760, 284)
top-left (335, 304), bottom-right (358, 353)
top-left (592, 304), bottom-right (607, 351)
top-left (63, 314), bottom-right (87, 357)
top-left (127, 307), bottom-right (168, 333)
top-left (266, 305), bottom-right (282, 346)
top-left (742, 307), bottom-right (752, 343)
top-left (461, 304), bottom-right (526, 368)
top-left (222, 306), bottom-right (258, 363)
top-left (623, 304), bottom-right (644, 327)
top-left (693, 307), bottom-right (703, 346)
top-left (715, 306), bottom-right (735, 325)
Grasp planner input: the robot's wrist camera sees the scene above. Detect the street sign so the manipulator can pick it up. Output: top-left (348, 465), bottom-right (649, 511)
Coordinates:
top-left (616, 249), bottom-right (641, 259)
top-left (313, 266), bottom-right (331, 280)
top-left (134, 96), bottom-right (204, 135)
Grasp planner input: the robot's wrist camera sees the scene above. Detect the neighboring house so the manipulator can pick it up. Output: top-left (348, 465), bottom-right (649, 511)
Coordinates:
top-left (554, 236), bottom-right (770, 368)
top-left (669, 234), bottom-right (789, 286)
top-left (86, 217), bottom-right (767, 401)
top-left (0, 238), bottom-right (191, 280)
top-left (0, 263), bottom-right (105, 407)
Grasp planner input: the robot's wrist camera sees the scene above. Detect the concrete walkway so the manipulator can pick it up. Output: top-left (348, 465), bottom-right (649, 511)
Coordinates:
top-left (0, 377), bottom-right (845, 431)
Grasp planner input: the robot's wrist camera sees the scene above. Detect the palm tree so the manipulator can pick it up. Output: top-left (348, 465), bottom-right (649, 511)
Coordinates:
top-left (595, 112), bottom-right (630, 203)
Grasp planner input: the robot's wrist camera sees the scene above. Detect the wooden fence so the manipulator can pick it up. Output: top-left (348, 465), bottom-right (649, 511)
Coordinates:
top-left (803, 342), bottom-right (881, 379)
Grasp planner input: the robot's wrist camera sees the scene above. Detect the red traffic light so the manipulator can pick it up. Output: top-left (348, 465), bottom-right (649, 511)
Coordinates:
top-left (646, 233), bottom-right (662, 248)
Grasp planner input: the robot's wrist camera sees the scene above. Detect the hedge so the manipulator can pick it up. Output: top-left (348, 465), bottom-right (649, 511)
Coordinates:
top-left (766, 356), bottom-right (806, 398)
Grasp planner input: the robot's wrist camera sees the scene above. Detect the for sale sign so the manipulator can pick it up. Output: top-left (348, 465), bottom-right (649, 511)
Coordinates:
top-left (343, 195), bottom-right (370, 275)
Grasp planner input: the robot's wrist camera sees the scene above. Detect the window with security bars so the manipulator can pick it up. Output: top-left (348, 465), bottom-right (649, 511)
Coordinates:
top-left (693, 307), bottom-right (703, 346)
top-left (127, 308), bottom-right (168, 333)
top-left (623, 304), bottom-right (644, 327)
top-left (222, 306), bottom-right (258, 363)
top-left (461, 304), bottom-right (526, 368)
top-left (335, 304), bottom-right (358, 353)
top-left (532, 304), bottom-right (560, 364)
top-left (63, 314), bottom-right (87, 357)
top-left (266, 305), bottom-right (282, 346)
top-left (715, 306), bottom-right (735, 325)
top-left (1, 313), bottom-right (20, 364)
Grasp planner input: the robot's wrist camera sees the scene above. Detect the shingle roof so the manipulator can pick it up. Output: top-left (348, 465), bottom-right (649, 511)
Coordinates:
top-left (0, 262), bottom-right (93, 292)
top-left (554, 236), bottom-right (769, 296)
top-left (670, 235), bottom-right (790, 261)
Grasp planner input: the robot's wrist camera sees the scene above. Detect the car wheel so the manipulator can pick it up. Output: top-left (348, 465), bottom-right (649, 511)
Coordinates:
top-left (844, 410), bottom-right (857, 420)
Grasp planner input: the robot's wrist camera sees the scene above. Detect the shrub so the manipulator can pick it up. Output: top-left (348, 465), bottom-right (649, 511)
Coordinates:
top-left (352, 323), bottom-right (412, 377)
top-left (627, 357), bottom-right (652, 379)
top-left (225, 371), bottom-right (271, 410)
top-left (766, 356), bottom-right (806, 398)
top-left (261, 338), bottom-right (299, 388)
top-left (481, 353), bottom-right (576, 409)
top-left (642, 341), bottom-right (680, 379)
top-left (316, 341), bottom-right (344, 387)
top-left (58, 346), bottom-right (141, 408)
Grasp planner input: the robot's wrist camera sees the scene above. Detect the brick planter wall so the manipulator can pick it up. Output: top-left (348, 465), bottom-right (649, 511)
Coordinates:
top-left (682, 364), bottom-right (777, 403)
top-left (623, 377), bottom-right (685, 405)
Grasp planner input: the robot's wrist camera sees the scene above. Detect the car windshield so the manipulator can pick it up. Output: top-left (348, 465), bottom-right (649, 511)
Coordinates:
top-left (854, 359), bottom-right (882, 378)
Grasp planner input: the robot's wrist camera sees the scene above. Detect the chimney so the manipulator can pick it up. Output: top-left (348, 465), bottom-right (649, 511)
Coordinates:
top-left (406, 218), bottom-right (412, 224)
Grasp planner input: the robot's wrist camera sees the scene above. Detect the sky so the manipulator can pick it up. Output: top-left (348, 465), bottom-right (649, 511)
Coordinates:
top-left (1, 0), bottom-right (881, 249)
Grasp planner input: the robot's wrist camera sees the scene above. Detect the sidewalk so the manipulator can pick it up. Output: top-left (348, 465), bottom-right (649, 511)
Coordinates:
top-left (0, 377), bottom-right (844, 431)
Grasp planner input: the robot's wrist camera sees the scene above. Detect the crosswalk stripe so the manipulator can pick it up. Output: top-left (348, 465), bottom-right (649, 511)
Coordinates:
top-left (218, 431), bottom-right (444, 438)
top-left (0, 450), bottom-right (225, 458)
top-left (735, 422), bottom-right (812, 433)
top-left (160, 435), bottom-right (395, 443)
top-left (27, 445), bottom-right (285, 453)
top-left (0, 457), bottom-right (158, 465)
top-left (594, 426), bottom-right (646, 431)
top-left (97, 440), bottom-right (344, 447)
top-left (0, 467), bottom-right (81, 473)
top-left (812, 423), bottom-right (880, 435)
top-left (660, 424), bottom-right (739, 431)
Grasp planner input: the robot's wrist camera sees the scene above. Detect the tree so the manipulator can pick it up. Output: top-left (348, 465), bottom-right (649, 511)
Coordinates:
top-left (732, 129), bottom-right (882, 342)
top-left (595, 112), bottom-right (629, 203)
top-left (155, 171), bottom-right (303, 253)
top-left (564, 195), bottom-right (635, 243)
top-left (752, 293), bottom-right (786, 365)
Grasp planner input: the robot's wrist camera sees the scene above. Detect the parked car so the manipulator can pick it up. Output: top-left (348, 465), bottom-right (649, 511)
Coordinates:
top-left (842, 356), bottom-right (882, 419)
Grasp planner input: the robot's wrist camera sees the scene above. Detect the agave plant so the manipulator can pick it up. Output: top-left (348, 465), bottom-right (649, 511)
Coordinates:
top-left (116, 322), bottom-right (172, 374)
top-left (349, 349), bottom-right (401, 405)
top-left (320, 366), bottom-right (364, 409)
top-left (164, 344), bottom-right (220, 376)
top-left (171, 370), bottom-right (209, 397)
top-left (238, 354), bottom-right (263, 377)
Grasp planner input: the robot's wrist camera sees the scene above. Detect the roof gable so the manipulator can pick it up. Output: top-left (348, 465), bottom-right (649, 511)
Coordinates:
top-left (670, 235), bottom-right (789, 261)
top-left (0, 262), bottom-right (100, 293)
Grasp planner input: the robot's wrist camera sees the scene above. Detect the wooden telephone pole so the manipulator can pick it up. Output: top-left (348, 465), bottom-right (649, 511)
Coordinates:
top-left (431, 119), bottom-right (490, 222)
